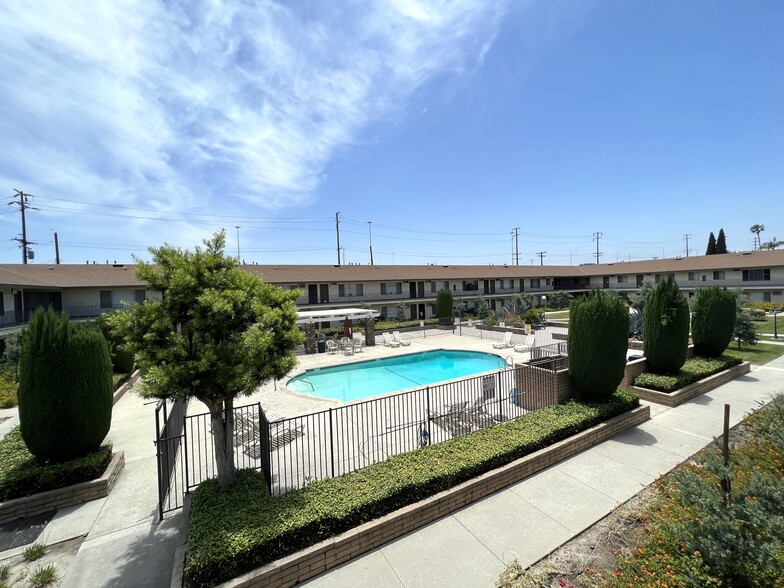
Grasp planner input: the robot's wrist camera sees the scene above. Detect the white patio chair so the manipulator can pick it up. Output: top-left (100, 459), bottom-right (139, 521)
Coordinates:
top-left (492, 331), bottom-right (513, 349)
top-left (513, 333), bottom-right (536, 353)
top-left (325, 339), bottom-right (338, 354)
top-left (382, 332), bottom-right (401, 347)
top-left (392, 331), bottom-right (411, 346)
top-left (340, 336), bottom-right (354, 355)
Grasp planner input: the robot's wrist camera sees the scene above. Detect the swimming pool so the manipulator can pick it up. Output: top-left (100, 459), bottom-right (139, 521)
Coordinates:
top-left (287, 349), bottom-right (504, 403)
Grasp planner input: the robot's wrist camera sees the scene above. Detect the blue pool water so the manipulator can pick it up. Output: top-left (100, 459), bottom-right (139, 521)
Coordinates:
top-left (287, 350), bottom-right (503, 403)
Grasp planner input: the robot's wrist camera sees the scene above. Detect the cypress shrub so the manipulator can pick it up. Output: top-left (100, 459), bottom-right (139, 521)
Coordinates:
top-left (18, 308), bottom-right (113, 463)
top-left (643, 278), bottom-right (690, 374)
top-left (691, 287), bottom-right (736, 357)
top-left (436, 289), bottom-right (453, 324)
top-left (567, 290), bottom-right (629, 401)
top-left (96, 312), bottom-right (135, 374)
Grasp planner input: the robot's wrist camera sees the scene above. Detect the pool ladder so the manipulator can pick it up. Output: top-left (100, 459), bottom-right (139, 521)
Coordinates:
top-left (499, 356), bottom-right (514, 369)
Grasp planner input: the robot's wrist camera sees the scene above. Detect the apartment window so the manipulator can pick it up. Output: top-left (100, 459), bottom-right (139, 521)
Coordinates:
top-left (713, 271), bottom-right (725, 280)
top-left (338, 284), bottom-right (364, 297)
top-left (545, 278), bottom-right (551, 286)
top-left (530, 278), bottom-right (541, 288)
top-left (100, 291), bottom-right (112, 309)
top-left (654, 273), bottom-right (674, 284)
top-left (134, 289), bottom-right (145, 303)
top-left (463, 280), bottom-right (478, 291)
top-left (380, 283), bottom-right (387, 295)
top-left (0, 296), bottom-right (4, 314)
top-left (688, 272), bottom-right (699, 281)
top-left (636, 274), bottom-right (644, 287)
top-left (743, 269), bottom-right (770, 281)
top-left (617, 275), bottom-right (628, 284)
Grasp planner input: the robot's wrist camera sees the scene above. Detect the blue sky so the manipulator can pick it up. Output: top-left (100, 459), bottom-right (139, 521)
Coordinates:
top-left (1, 1), bottom-right (782, 266)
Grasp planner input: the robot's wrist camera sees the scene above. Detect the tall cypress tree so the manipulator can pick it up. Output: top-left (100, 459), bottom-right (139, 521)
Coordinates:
top-left (716, 228), bottom-right (728, 254)
top-left (706, 232), bottom-right (717, 255)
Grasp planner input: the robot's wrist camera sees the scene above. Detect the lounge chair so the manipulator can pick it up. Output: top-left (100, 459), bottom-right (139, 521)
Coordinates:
top-left (326, 339), bottom-right (338, 354)
top-left (513, 333), bottom-right (536, 353)
top-left (392, 331), bottom-right (411, 346)
top-left (492, 332), bottom-right (513, 349)
top-left (382, 332), bottom-right (401, 347)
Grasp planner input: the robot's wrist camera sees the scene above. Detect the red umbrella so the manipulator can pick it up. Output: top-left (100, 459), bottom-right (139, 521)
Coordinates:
top-left (344, 316), bottom-right (352, 338)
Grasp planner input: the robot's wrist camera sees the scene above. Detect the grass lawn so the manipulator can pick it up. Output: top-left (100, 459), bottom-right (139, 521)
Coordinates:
top-left (723, 342), bottom-right (784, 365)
top-left (752, 314), bottom-right (783, 341)
top-left (545, 310), bottom-right (570, 324)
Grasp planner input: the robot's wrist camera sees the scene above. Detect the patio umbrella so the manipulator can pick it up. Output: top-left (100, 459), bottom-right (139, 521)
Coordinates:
top-left (344, 316), bottom-right (352, 338)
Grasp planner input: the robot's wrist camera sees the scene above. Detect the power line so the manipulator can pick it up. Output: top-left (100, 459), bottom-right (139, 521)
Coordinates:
top-left (8, 189), bottom-right (38, 264)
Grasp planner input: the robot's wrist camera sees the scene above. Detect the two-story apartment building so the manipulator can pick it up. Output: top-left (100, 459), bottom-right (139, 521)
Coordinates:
top-left (0, 250), bottom-right (781, 329)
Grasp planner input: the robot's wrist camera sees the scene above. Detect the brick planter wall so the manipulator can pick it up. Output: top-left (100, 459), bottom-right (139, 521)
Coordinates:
top-left (205, 406), bottom-right (650, 588)
top-left (0, 450), bottom-right (125, 525)
top-left (113, 368), bottom-right (142, 405)
top-left (631, 361), bottom-right (751, 407)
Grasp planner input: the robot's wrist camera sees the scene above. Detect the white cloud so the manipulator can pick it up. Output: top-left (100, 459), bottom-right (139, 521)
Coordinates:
top-left (0, 0), bottom-right (507, 217)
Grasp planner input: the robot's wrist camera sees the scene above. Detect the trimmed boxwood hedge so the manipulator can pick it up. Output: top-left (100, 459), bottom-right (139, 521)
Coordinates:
top-left (633, 355), bottom-right (741, 392)
top-left (184, 390), bottom-right (640, 587)
top-left (0, 427), bottom-right (112, 501)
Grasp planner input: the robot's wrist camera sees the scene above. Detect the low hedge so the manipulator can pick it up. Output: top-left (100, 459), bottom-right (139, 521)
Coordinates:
top-left (184, 390), bottom-right (640, 587)
top-left (0, 427), bottom-right (112, 501)
top-left (633, 355), bottom-right (741, 392)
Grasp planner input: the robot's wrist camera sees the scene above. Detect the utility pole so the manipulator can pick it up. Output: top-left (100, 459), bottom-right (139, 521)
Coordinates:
top-left (235, 226), bottom-right (241, 261)
top-left (512, 227), bottom-right (520, 265)
top-left (683, 233), bottom-right (691, 257)
top-left (593, 231), bottom-right (602, 264)
top-left (54, 232), bottom-right (60, 264)
top-left (9, 189), bottom-right (38, 264)
top-left (368, 221), bottom-right (374, 265)
top-left (335, 212), bottom-right (341, 266)
top-left (536, 251), bottom-right (546, 266)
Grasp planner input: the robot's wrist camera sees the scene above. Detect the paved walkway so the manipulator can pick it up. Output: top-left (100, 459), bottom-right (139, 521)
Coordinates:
top-left (1, 344), bottom-right (783, 587)
top-left (302, 356), bottom-right (784, 588)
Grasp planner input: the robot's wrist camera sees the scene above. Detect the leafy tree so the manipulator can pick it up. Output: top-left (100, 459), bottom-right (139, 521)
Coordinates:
top-left (568, 291), bottom-right (629, 401)
top-left (627, 279), bottom-right (655, 339)
top-left (734, 310), bottom-right (758, 349)
top-left (18, 308), bottom-right (113, 463)
top-left (475, 296), bottom-right (491, 319)
top-left (706, 232), bottom-right (717, 255)
top-left (107, 231), bottom-right (303, 487)
top-left (501, 293), bottom-right (534, 315)
top-left (395, 301), bottom-right (408, 322)
top-left (435, 288), bottom-right (453, 322)
top-left (96, 311), bottom-right (135, 374)
top-left (716, 228), bottom-right (728, 254)
top-left (547, 290), bottom-right (573, 310)
top-left (749, 224), bottom-right (765, 250)
top-left (691, 287), bottom-right (736, 357)
top-left (644, 278), bottom-right (690, 374)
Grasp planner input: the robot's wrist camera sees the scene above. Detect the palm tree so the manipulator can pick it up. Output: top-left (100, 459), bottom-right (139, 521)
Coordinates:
top-left (750, 224), bottom-right (765, 250)
top-left (760, 237), bottom-right (784, 251)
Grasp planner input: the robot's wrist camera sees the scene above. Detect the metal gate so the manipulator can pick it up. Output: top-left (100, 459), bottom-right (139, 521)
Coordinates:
top-left (154, 397), bottom-right (188, 520)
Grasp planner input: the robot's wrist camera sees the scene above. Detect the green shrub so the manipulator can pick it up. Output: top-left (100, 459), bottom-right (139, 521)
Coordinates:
top-left (96, 312), bottom-right (135, 374)
top-left (567, 290), bottom-right (629, 401)
top-left (0, 427), bottom-right (111, 501)
top-left (643, 278), bottom-right (690, 374)
top-left (184, 391), bottom-right (640, 587)
top-left (634, 355), bottom-right (741, 392)
top-left (18, 308), bottom-right (114, 463)
top-left (436, 289), bottom-right (453, 322)
top-left (747, 308), bottom-right (766, 321)
top-left (0, 367), bottom-right (17, 408)
top-left (691, 287), bottom-right (737, 357)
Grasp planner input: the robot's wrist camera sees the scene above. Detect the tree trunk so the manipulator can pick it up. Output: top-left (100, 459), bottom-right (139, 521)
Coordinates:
top-left (207, 397), bottom-right (236, 487)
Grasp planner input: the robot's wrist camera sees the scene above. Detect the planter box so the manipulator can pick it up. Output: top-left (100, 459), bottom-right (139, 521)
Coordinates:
top-left (0, 451), bottom-right (125, 525)
top-left (630, 362), bottom-right (751, 407)
top-left (185, 406), bottom-right (650, 588)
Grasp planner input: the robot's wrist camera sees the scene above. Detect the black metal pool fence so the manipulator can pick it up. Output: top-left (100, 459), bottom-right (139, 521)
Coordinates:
top-left (154, 353), bottom-right (564, 518)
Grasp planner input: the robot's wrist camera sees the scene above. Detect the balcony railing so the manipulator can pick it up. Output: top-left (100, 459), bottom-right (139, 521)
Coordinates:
top-left (0, 304), bottom-right (124, 330)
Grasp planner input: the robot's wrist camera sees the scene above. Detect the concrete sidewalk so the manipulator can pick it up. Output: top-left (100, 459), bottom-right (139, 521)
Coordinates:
top-left (302, 356), bottom-right (784, 588)
top-left (0, 393), bottom-right (182, 587)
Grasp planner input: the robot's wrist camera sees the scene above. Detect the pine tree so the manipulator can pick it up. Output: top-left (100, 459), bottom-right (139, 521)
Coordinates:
top-left (716, 228), bottom-right (728, 254)
top-left (706, 232), bottom-right (717, 255)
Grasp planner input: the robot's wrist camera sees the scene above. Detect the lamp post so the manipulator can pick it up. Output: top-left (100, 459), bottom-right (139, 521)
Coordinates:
top-left (541, 295), bottom-right (547, 324)
top-left (774, 309), bottom-right (780, 340)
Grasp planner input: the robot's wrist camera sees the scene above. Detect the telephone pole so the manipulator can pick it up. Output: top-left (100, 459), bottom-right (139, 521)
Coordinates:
top-left (512, 227), bottom-right (520, 265)
top-left (54, 232), bottom-right (60, 264)
top-left (235, 226), bottom-right (241, 261)
top-left (593, 231), bottom-right (602, 264)
top-left (9, 189), bottom-right (38, 264)
top-left (368, 221), bottom-right (374, 265)
top-left (536, 251), bottom-right (546, 266)
top-left (683, 233), bottom-right (691, 257)
top-left (335, 212), bottom-right (341, 266)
